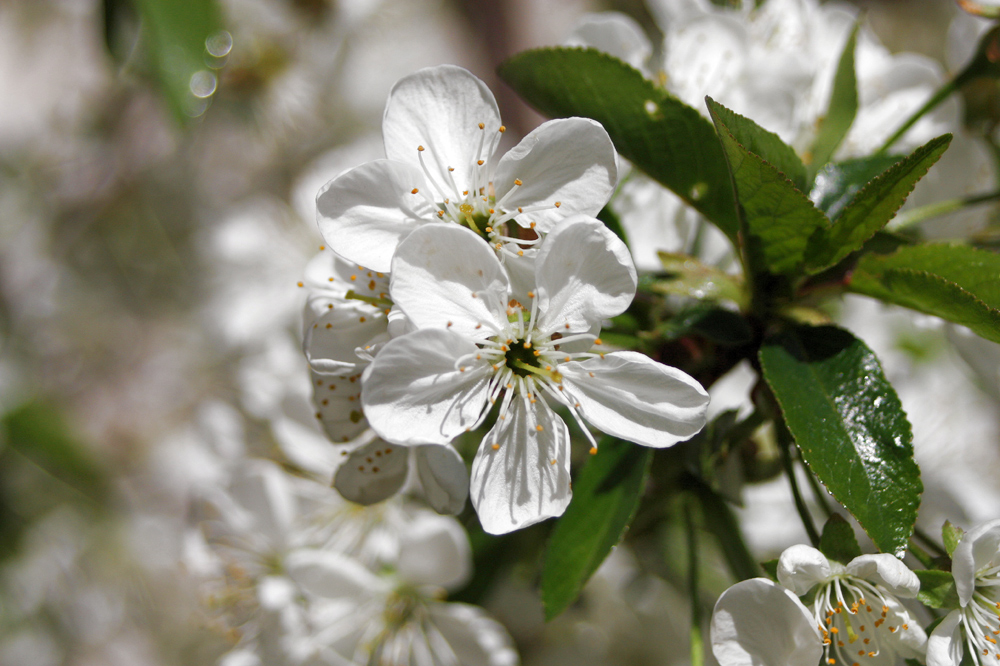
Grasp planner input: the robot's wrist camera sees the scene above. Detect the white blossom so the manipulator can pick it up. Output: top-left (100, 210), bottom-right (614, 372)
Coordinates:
top-left (315, 64), bottom-right (618, 272)
top-left (927, 520), bottom-right (1000, 666)
top-left (362, 217), bottom-right (709, 534)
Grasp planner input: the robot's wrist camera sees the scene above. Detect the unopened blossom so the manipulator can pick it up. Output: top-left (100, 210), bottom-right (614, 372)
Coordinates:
top-left (362, 216), bottom-right (709, 534)
top-left (927, 519), bottom-right (1000, 666)
top-left (301, 249), bottom-right (468, 514)
top-left (315, 64), bottom-right (618, 272)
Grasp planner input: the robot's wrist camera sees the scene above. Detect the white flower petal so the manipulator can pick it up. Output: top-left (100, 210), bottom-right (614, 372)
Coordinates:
top-left (303, 306), bottom-right (386, 375)
top-left (396, 512), bottom-right (471, 589)
top-left (316, 159), bottom-right (429, 272)
top-left (229, 461), bottom-right (297, 551)
top-left (285, 549), bottom-right (383, 600)
top-left (710, 578), bottom-right (823, 666)
top-left (390, 223), bottom-right (508, 339)
top-left (415, 444), bottom-right (469, 515)
top-left (311, 370), bottom-right (368, 444)
top-left (846, 553), bottom-right (920, 598)
top-left (926, 610), bottom-right (964, 666)
top-left (534, 215), bottom-right (637, 334)
top-left (333, 439), bottom-right (409, 506)
top-left (565, 12), bottom-right (653, 71)
top-left (470, 397), bottom-right (572, 535)
top-left (953, 518), bottom-right (1000, 606)
top-left (777, 544), bottom-right (833, 595)
top-left (382, 65), bottom-right (501, 198)
top-left (560, 352), bottom-right (709, 447)
top-left (493, 118), bottom-right (618, 232)
top-left (880, 593), bottom-right (927, 659)
top-left (426, 603), bottom-right (519, 666)
top-left (362, 329), bottom-right (492, 445)
top-left (271, 415), bottom-right (341, 476)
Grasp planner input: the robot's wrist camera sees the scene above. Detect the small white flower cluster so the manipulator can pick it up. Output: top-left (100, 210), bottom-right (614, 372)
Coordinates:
top-left (198, 458), bottom-right (518, 666)
top-left (304, 64), bottom-right (711, 535)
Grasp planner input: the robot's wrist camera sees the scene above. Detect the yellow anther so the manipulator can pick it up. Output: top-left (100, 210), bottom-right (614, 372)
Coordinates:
top-left (529, 221), bottom-right (536, 229)
top-left (411, 187), bottom-right (419, 194)
top-left (359, 316), bottom-right (366, 323)
top-left (325, 323), bottom-right (333, 329)
top-left (477, 160), bottom-right (484, 166)
top-left (319, 245), bottom-right (325, 250)
top-left (533, 350), bottom-right (541, 356)
top-left (328, 277), bottom-right (334, 282)
top-left (554, 201), bottom-right (561, 208)
top-left (478, 123), bottom-right (485, 129)
top-left (518, 207), bottom-right (523, 213)
top-left (550, 458), bottom-right (556, 465)
top-left (499, 125), bottom-right (506, 133)
top-left (350, 274), bottom-right (357, 281)
top-left (417, 145), bottom-right (425, 151)
top-left (514, 179), bottom-right (522, 186)
top-left (492, 443), bottom-right (500, 450)
top-left (437, 211), bottom-right (444, 217)
top-left (830, 628), bottom-right (839, 635)
top-left (296, 281), bottom-right (303, 287)
top-left (536, 425), bottom-right (544, 432)
top-left (594, 338), bottom-right (603, 345)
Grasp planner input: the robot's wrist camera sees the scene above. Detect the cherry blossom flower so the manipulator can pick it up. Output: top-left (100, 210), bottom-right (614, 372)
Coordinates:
top-left (362, 216), bottom-right (709, 534)
top-left (315, 64), bottom-right (618, 272)
top-left (927, 519), bottom-right (1000, 666)
top-left (712, 545), bottom-right (926, 666)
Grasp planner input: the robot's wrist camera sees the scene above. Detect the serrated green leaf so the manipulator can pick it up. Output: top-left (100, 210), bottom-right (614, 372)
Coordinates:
top-left (654, 252), bottom-right (746, 305)
top-left (819, 513), bottom-right (862, 564)
top-left (133, 0), bottom-right (224, 122)
top-left (803, 135), bottom-right (952, 274)
top-left (807, 23), bottom-right (859, 179)
top-left (708, 100), bottom-right (830, 275)
top-left (943, 520), bottom-right (964, 557)
top-left (759, 325), bottom-right (921, 557)
top-left (916, 570), bottom-right (960, 609)
top-left (810, 155), bottom-right (904, 220)
top-left (705, 97), bottom-right (808, 191)
top-left (541, 437), bottom-right (651, 620)
top-left (498, 48), bottom-right (739, 242)
top-left (848, 244), bottom-right (1000, 343)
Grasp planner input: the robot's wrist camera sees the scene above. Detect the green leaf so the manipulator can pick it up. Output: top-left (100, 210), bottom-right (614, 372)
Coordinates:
top-left (848, 244), bottom-right (1000, 343)
top-left (2, 402), bottom-right (109, 504)
top-left (541, 437), bottom-right (652, 620)
top-left (498, 48), bottom-right (739, 242)
top-left (597, 204), bottom-right (629, 246)
top-left (803, 135), bottom-right (952, 274)
top-left (759, 325), bottom-right (921, 557)
top-left (810, 155), bottom-right (903, 220)
top-left (915, 570), bottom-right (960, 609)
top-left (708, 99), bottom-right (830, 275)
top-left (133, 0), bottom-right (225, 122)
top-left (761, 558), bottom-right (779, 581)
top-left (654, 252), bottom-right (746, 305)
top-left (818, 513), bottom-right (862, 564)
top-left (943, 520), bottom-right (964, 557)
top-left (806, 23), bottom-right (859, 179)
top-left (705, 97), bottom-right (808, 191)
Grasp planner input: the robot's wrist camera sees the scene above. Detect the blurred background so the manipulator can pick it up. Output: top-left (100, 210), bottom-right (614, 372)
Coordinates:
top-left (1, 0), bottom-right (999, 664)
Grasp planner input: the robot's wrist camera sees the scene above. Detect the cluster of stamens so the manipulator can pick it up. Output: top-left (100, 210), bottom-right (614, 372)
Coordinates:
top-left (964, 564), bottom-right (1000, 664)
top-left (453, 291), bottom-right (606, 455)
top-left (812, 576), bottom-right (908, 666)
top-left (408, 122), bottom-right (565, 261)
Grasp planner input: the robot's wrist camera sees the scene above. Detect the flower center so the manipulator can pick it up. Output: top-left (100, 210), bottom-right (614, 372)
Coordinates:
top-left (812, 577), bottom-right (909, 666)
top-left (504, 339), bottom-right (542, 378)
top-left (963, 567), bottom-right (1000, 665)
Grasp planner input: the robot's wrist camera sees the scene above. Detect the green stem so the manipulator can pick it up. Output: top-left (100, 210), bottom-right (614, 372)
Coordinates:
top-left (913, 525), bottom-right (948, 558)
top-left (804, 466), bottom-right (834, 520)
top-left (907, 539), bottom-right (934, 568)
top-left (684, 498), bottom-right (704, 666)
top-left (780, 428), bottom-right (821, 547)
top-left (889, 189), bottom-right (1000, 231)
top-left (877, 77), bottom-right (963, 154)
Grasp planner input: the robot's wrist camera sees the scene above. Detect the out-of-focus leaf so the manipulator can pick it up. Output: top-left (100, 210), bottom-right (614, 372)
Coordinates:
top-left (759, 325), bottom-right (921, 557)
top-left (915, 570), bottom-right (960, 609)
top-left (541, 437), bottom-right (651, 620)
top-left (498, 48), bottom-right (739, 243)
top-left (2, 402), bottom-right (109, 504)
top-left (597, 204), bottom-right (629, 246)
top-left (655, 304), bottom-right (754, 346)
top-left (690, 480), bottom-right (760, 581)
top-left (708, 98), bottom-right (829, 275)
top-left (943, 520), bottom-right (964, 557)
top-left (133, 0), bottom-right (225, 121)
top-left (809, 155), bottom-right (902, 220)
top-left (761, 558), bottom-right (779, 581)
top-left (803, 135), bottom-right (951, 274)
top-left (818, 513), bottom-right (862, 564)
top-left (848, 244), bottom-right (1000, 343)
top-left (654, 252), bottom-right (746, 305)
top-left (806, 23), bottom-right (859, 179)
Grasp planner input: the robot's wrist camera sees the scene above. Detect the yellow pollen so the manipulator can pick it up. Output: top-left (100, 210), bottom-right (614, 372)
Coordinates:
top-left (325, 323), bottom-right (332, 329)
top-left (437, 211), bottom-right (444, 217)
top-left (554, 201), bottom-right (561, 208)
top-left (328, 277), bottom-right (334, 282)
top-left (368, 280), bottom-right (376, 290)
top-left (828, 660), bottom-right (835, 665)
top-left (523, 341), bottom-right (532, 349)
top-left (459, 367), bottom-right (466, 373)
top-left (863, 638), bottom-right (869, 644)
top-left (485, 227), bottom-right (492, 232)
top-left (529, 221), bottom-right (536, 229)
top-left (860, 627), bottom-right (866, 633)
top-left (476, 323), bottom-right (482, 329)
top-left (296, 281), bottom-right (303, 287)
top-left (447, 321), bottom-right (453, 327)
top-left (319, 245), bottom-right (325, 250)
top-left (518, 207), bottom-right (523, 213)
top-left (478, 123), bottom-right (485, 129)
top-left (463, 190), bottom-right (468, 195)
top-left (594, 338), bottom-right (603, 345)
top-left (417, 145), bottom-right (425, 151)
top-left (488, 208), bottom-right (494, 214)
top-left (545, 365), bottom-right (552, 371)
top-left (315, 412), bottom-right (322, 419)
top-left (589, 447), bottom-right (597, 455)
top-left (499, 125), bottom-right (506, 133)
top-left (564, 356), bottom-right (571, 362)
top-left (518, 250), bottom-right (524, 256)
top-left (550, 458), bottom-right (556, 465)
top-left (476, 354), bottom-right (482, 360)
top-left (492, 443), bottom-right (499, 450)
top-left (830, 628), bottom-right (839, 635)
top-left (527, 291), bottom-right (535, 298)
top-left (868, 653), bottom-right (875, 658)
top-left (506, 383), bottom-right (513, 389)
top-left (495, 243), bottom-right (503, 250)
top-left (411, 187), bottom-right (419, 194)
top-left (359, 316), bottom-right (366, 323)
top-left (350, 274), bottom-right (357, 281)
top-left (533, 350), bottom-right (540, 356)
top-left (535, 425), bottom-right (543, 432)
top-left (477, 160), bottom-right (484, 166)
top-left (514, 179), bottom-right (522, 186)
top-left (321, 399), bottom-right (328, 406)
